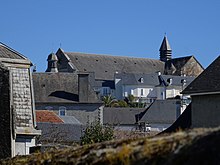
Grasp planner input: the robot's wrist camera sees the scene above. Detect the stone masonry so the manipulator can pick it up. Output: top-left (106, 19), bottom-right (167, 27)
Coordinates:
top-left (11, 68), bottom-right (33, 128)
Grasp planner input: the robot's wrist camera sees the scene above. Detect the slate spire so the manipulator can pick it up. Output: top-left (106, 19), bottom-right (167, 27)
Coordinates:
top-left (46, 53), bottom-right (58, 72)
top-left (159, 35), bottom-right (172, 62)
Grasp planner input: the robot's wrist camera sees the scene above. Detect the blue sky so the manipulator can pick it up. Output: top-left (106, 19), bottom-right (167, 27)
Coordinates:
top-left (1, 1), bottom-right (220, 72)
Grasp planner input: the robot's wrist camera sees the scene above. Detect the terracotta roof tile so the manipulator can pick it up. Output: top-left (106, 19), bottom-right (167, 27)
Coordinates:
top-left (36, 110), bottom-right (64, 123)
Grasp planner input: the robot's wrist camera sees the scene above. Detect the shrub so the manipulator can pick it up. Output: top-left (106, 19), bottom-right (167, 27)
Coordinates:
top-left (118, 100), bottom-right (128, 107)
top-left (81, 120), bottom-right (114, 145)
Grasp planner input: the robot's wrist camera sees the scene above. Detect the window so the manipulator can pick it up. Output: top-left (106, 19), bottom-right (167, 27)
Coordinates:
top-left (140, 77), bottom-right (144, 83)
top-left (102, 87), bottom-right (110, 96)
top-left (141, 89), bottom-right (144, 96)
top-left (59, 106), bottom-right (66, 116)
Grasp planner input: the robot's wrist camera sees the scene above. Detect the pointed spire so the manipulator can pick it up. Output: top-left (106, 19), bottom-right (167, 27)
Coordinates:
top-left (46, 53), bottom-right (58, 72)
top-left (159, 35), bottom-right (172, 62)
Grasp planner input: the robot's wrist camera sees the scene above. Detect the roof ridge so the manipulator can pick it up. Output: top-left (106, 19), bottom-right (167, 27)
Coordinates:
top-left (65, 52), bottom-right (161, 61)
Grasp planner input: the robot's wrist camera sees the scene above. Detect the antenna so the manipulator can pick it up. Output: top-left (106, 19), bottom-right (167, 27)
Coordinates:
top-left (51, 43), bottom-right (54, 53)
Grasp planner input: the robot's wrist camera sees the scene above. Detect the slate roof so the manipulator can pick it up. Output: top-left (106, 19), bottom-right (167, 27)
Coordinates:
top-left (115, 73), bottom-right (194, 87)
top-left (104, 100), bottom-right (179, 125)
top-left (183, 56), bottom-right (220, 94)
top-left (59, 116), bottom-right (82, 124)
top-left (103, 108), bottom-right (145, 125)
top-left (37, 123), bottom-right (85, 142)
top-left (62, 51), bottom-right (165, 80)
top-left (36, 110), bottom-right (64, 123)
top-left (0, 42), bottom-right (31, 64)
top-left (159, 36), bottom-right (172, 51)
top-left (32, 72), bottom-right (100, 103)
top-left (139, 100), bottom-right (179, 124)
top-left (162, 103), bottom-right (192, 133)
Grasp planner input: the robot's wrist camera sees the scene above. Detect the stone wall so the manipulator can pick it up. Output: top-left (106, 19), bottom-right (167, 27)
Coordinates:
top-left (182, 57), bottom-right (204, 77)
top-left (11, 68), bottom-right (33, 128)
top-left (0, 67), bottom-right (12, 159)
top-left (192, 94), bottom-right (220, 127)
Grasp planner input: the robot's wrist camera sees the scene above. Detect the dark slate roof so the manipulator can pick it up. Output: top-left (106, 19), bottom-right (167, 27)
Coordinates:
top-left (36, 110), bottom-right (64, 123)
top-left (139, 100), bottom-right (180, 124)
top-left (115, 73), bottom-right (194, 87)
top-left (161, 103), bottom-right (192, 134)
top-left (37, 123), bottom-right (85, 142)
top-left (104, 100), bottom-right (179, 125)
top-left (32, 72), bottom-right (100, 103)
top-left (103, 108), bottom-right (145, 125)
top-left (183, 56), bottom-right (220, 94)
top-left (0, 42), bottom-right (31, 63)
top-left (63, 51), bottom-right (165, 80)
top-left (159, 36), bottom-right (171, 51)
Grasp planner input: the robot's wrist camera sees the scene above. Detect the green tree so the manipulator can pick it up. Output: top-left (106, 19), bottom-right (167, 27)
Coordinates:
top-left (128, 94), bottom-right (135, 103)
top-left (81, 120), bottom-right (114, 145)
top-left (102, 95), bottom-right (118, 107)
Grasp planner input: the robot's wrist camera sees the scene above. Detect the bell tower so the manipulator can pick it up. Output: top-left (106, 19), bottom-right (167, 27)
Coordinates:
top-left (159, 35), bottom-right (172, 62)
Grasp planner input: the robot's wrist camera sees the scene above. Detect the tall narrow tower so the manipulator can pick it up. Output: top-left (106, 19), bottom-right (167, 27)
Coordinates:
top-left (159, 35), bottom-right (172, 62)
top-left (46, 53), bottom-right (58, 72)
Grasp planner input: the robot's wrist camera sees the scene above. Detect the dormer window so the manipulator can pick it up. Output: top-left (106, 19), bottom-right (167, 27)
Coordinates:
top-left (139, 77), bottom-right (144, 83)
top-left (59, 106), bottom-right (66, 116)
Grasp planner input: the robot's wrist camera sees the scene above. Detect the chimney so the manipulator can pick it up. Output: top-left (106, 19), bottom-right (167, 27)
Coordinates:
top-left (78, 73), bottom-right (89, 102)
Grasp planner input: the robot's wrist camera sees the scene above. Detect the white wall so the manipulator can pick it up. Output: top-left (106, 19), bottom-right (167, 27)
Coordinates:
top-left (115, 78), bottom-right (183, 101)
top-left (15, 136), bottom-right (36, 156)
top-left (123, 85), bottom-right (154, 98)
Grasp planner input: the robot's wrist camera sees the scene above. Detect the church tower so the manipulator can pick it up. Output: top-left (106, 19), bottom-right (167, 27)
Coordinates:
top-left (46, 53), bottom-right (58, 72)
top-left (159, 35), bottom-right (172, 62)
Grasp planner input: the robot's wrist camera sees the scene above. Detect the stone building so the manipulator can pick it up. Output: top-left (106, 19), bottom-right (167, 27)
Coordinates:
top-left (50, 36), bottom-right (203, 98)
top-left (182, 56), bottom-right (220, 128)
top-left (0, 42), bottom-right (41, 159)
top-left (32, 72), bottom-right (103, 125)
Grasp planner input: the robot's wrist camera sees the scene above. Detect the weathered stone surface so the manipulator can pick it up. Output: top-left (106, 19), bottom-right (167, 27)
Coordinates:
top-left (1, 127), bottom-right (220, 164)
top-left (11, 68), bottom-right (33, 128)
top-left (0, 66), bottom-right (11, 159)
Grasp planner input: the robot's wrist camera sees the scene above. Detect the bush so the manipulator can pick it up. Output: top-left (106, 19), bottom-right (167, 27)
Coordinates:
top-left (81, 120), bottom-right (114, 145)
top-left (118, 100), bottom-right (128, 107)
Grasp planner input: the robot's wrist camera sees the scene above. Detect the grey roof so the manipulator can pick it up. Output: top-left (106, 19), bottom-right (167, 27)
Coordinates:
top-left (32, 72), bottom-right (100, 103)
top-left (103, 100), bottom-right (180, 125)
top-left (59, 116), bottom-right (82, 124)
top-left (115, 73), bottom-right (194, 87)
top-left (103, 108), bottom-right (145, 125)
top-left (159, 36), bottom-right (172, 51)
top-left (162, 103), bottom-right (192, 133)
top-left (0, 42), bottom-right (31, 63)
top-left (183, 56), bottom-right (220, 94)
top-left (139, 100), bottom-right (179, 124)
top-left (37, 123), bottom-right (85, 142)
top-left (62, 50), bottom-right (165, 80)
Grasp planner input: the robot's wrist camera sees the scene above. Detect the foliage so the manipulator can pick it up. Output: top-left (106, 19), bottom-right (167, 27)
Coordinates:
top-left (81, 120), bottom-right (114, 145)
top-left (130, 102), bottom-right (146, 108)
top-left (118, 100), bottom-right (128, 107)
top-left (127, 94), bottom-right (135, 103)
top-left (102, 95), bottom-right (117, 107)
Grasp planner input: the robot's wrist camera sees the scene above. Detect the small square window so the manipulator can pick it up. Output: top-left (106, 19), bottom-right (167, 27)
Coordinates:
top-left (59, 106), bottom-right (66, 116)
